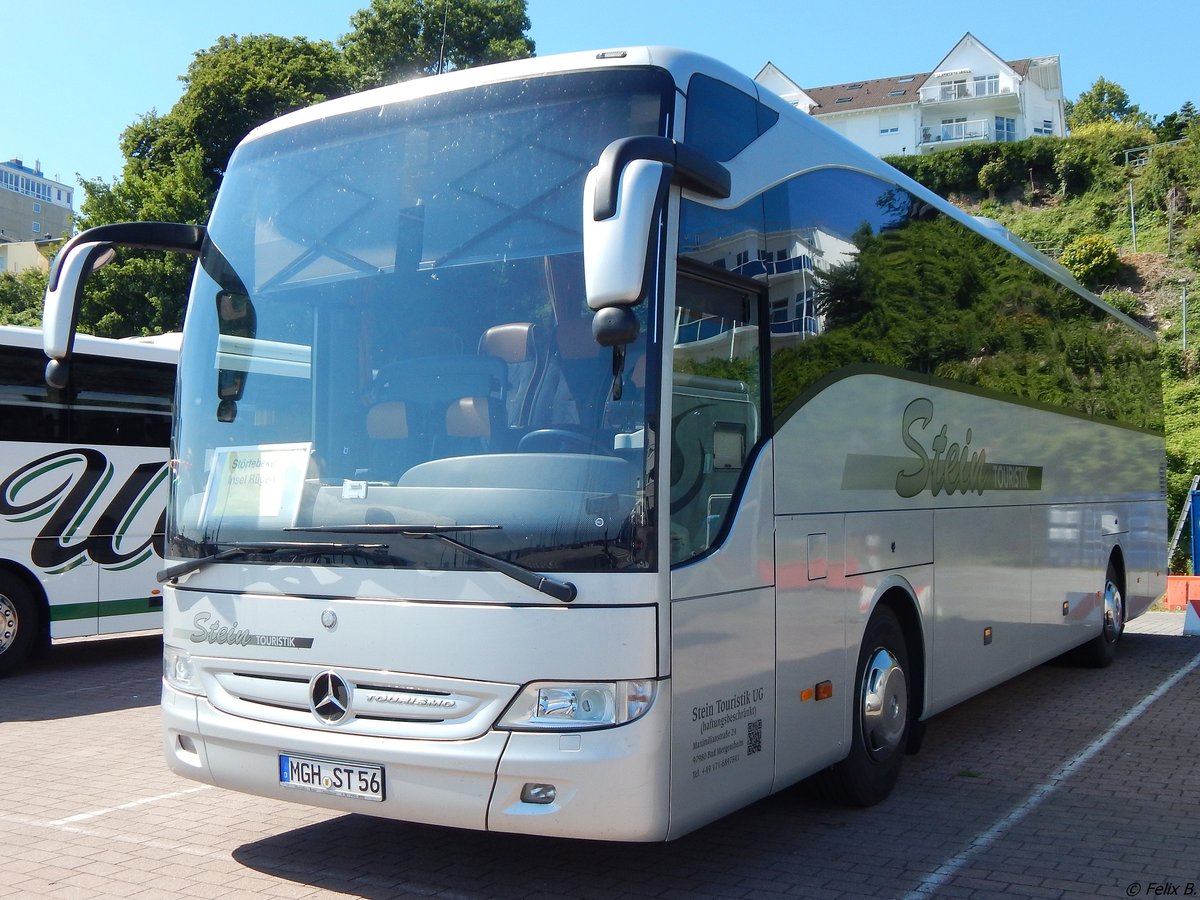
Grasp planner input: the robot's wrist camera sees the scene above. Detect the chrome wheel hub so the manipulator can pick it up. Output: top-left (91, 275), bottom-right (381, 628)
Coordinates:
top-left (861, 647), bottom-right (907, 760)
top-left (0, 594), bottom-right (17, 655)
top-left (1102, 579), bottom-right (1124, 644)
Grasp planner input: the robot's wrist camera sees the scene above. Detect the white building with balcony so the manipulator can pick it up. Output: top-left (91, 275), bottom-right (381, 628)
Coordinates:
top-left (755, 33), bottom-right (1066, 157)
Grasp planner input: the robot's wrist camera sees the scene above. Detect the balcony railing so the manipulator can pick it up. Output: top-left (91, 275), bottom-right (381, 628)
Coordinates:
top-left (919, 75), bottom-right (1018, 104)
top-left (920, 119), bottom-right (991, 146)
top-left (769, 316), bottom-right (821, 337)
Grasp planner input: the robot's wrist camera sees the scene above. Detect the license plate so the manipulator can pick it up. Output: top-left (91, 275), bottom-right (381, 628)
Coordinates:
top-left (278, 753), bottom-right (385, 802)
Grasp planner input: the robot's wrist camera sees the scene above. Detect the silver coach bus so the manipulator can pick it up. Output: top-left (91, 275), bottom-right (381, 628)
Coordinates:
top-left (44, 47), bottom-right (1163, 840)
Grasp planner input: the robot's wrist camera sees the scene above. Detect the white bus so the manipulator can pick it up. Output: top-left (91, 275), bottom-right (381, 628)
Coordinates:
top-left (0, 324), bottom-right (176, 675)
top-left (44, 48), bottom-right (1165, 840)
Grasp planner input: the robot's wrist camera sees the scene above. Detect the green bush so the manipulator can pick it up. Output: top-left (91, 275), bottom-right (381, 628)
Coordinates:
top-left (887, 137), bottom-right (1062, 197)
top-left (1100, 289), bottom-right (1140, 318)
top-left (1160, 344), bottom-right (1197, 380)
top-left (978, 159), bottom-right (1008, 197)
top-left (1059, 234), bottom-right (1121, 287)
top-left (1053, 121), bottom-right (1158, 196)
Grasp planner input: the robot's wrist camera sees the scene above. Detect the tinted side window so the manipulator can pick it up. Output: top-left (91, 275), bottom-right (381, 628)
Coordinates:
top-left (685, 74), bottom-right (778, 162)
top-left (70, 354), bottom-right (174, 447)
top-left (0, 345), bottom-right (66, 442)
top-left (762, 168), bottom-right (1162, 434)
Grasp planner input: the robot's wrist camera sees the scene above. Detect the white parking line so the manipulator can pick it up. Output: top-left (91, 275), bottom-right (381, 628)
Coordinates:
top-left (905, 649), bottom-right (1200, 899)
top-left (48, 785), bottom-right (212, 826)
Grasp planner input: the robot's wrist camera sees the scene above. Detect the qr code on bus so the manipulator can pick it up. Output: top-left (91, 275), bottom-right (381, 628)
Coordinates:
top-left (747, 718), bottom-right (762, 756)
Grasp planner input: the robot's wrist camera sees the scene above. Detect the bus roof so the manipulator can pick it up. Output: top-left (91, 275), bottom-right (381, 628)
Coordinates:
top-left (0, 324), bottom-right (179, 366)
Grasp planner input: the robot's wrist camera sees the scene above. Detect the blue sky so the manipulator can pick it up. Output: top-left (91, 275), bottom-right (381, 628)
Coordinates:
top-left (9, 0), bottom-right (1196, 194)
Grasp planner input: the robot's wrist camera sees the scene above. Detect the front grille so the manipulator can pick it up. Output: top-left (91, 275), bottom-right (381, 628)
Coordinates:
top-left (202, 660), bottom-right (517, 740)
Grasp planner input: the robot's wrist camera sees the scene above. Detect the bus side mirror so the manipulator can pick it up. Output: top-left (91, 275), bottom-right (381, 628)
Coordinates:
top-left (583, 136), bottom-right (731, 320)
top-left (43, 242), bottom-right (115, 387)
top-left (41, 222), bottom-right (207, 388)
top-left (583, 158), bottom-right (671, 310)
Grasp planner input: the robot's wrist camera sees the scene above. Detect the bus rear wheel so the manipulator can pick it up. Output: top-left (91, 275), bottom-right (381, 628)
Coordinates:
top-left (826, 606), bottom-right (911, 806)
top-left (0, 573), bottom-right (38, 677)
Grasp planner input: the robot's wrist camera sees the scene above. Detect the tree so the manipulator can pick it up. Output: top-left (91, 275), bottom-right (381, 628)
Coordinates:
top-left (79, 34), bottom-right (355, 231)
top-left (59, 8), bottom-right (534, 337)
top-left (340, 0), bottom-right (534, 89)
top-left (72, 35), bottom-right (356, 336)
top-left (169, 35), bottom-right (356, 189)
top-left (1157, 100), bottom-right (1197, 142)
top-left (0, 268), bottom-right (50, 328)
top-left (1066, 77), bottom-right (1152, 131)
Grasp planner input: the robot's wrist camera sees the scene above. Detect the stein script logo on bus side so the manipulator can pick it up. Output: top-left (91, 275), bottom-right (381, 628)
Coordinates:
top-left (840, 398), bottom-right (1043, 497)
top-left (895, 398), bottom-right (1042, 498)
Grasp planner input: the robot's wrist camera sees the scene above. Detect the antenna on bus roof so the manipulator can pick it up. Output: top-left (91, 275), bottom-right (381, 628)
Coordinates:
top-left (436, 0), bottom-right (449, 75)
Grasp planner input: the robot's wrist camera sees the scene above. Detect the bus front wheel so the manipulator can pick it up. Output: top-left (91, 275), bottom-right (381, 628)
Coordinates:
top-left (828, 606), bottom-right (911, 806)
top-left (0, 573), bottom-right (38, 677)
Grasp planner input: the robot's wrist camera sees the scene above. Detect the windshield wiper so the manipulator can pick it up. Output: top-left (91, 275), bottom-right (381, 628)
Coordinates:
top-left (157, 540), bottom-right (388, 583)
top-left (287, 524), bottom-right (578, 603)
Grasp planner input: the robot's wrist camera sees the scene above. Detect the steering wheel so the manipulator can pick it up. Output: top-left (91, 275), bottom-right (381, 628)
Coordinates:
top-left (517, 428), bottom-right (599, 453)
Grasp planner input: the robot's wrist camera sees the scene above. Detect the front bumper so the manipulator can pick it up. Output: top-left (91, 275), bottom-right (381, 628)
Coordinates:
top-left (162, 679), bottom-right (672, 841)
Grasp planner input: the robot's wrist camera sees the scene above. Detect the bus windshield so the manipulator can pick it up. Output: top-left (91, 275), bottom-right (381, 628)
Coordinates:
top-left (171, 68), bottom-right (673, 574)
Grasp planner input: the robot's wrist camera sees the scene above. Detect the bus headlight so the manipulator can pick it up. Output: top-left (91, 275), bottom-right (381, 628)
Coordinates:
top-left (163, 646), bottom-right (204, 695)
top-left (498, 680), bottom-right (655, 731)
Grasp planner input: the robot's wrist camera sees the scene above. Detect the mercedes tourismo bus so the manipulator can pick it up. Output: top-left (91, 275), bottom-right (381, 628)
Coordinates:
top-left (0, 324), bottom-right (175, 675)
top-left (42, 48), bottom-right (1165, 840)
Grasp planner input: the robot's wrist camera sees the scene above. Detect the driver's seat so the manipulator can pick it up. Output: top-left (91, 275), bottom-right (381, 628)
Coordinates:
top-left (478, 323), bottom-right (545, 439)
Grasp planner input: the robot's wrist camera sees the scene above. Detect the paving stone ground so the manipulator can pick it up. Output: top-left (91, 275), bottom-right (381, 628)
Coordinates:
top-left (2, 616), bottom-right (1197, 899)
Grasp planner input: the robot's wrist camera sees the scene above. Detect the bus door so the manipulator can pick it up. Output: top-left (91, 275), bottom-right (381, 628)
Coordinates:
top-left (666, 261), bottom-right (776, 836)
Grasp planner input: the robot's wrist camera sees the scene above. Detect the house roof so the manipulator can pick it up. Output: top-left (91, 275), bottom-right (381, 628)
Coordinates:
top-left (761, 33), bottom-right (1039, 117)
top-left (803, 72), bottom-right (929, 115)
top-left (803, 59), bottom-right (1033, 116)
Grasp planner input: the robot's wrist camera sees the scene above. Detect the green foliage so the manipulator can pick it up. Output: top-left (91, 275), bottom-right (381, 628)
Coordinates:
top-left (0, 268), bottom-right (50, 328)
top-left (1067, 77), bottom-right (1152, 130)
top-left (1054, 121), bottom-right (1158, 195)
top-left (65, 35), bottom-right (357, 337)
top-left (340, 0), bottom-right (534, 89)
top-left (887, 136), bottom-right (1061, 197)
top-left (1100, 289), bottom-right (1141, 319)
top-left (888, 124), bottom-right (1161, 203)
top-left (23, 5), bottom-right (533, 338)
top-left (1137, 134), bottom-right (1200, 214)
top-left (173, 35), bottom-right (355, 188)
top-left (770, 210), bottom-right (1163, 437)
top-left (1165, 375), bottom-right (1200, 569)
top-left (1156, 101), bottom-right (1197, 142)
top-left (1060, 234), bottom-right (1121, 287)
top-left (977, 158), bottom-right (1007, 198)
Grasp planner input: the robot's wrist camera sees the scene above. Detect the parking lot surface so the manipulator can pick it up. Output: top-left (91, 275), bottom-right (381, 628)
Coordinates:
top-left (2, 614), bottom-right (1198, 899)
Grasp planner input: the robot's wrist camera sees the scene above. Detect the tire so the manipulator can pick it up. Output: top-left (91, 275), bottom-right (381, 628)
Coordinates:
top-left (824, 605), bottom-right (912, 806)
top-left (1072, 560), bottom-right (1124, 669)
top-left (0, 572), bottom-right (39, 678)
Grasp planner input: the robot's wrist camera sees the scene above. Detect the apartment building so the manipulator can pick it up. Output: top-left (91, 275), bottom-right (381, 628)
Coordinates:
top-left (1, 157), bottom-right (73, 244)
top-left (756, 33), bottom-right (1066, 157)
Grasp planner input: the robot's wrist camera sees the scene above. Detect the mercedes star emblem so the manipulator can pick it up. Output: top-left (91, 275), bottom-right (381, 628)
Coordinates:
top-left (309, 670), bottom-right (352, 724)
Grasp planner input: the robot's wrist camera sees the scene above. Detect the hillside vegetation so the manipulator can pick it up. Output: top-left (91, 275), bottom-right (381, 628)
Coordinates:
top-left (887, 123), bottom-right (1200, 570)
